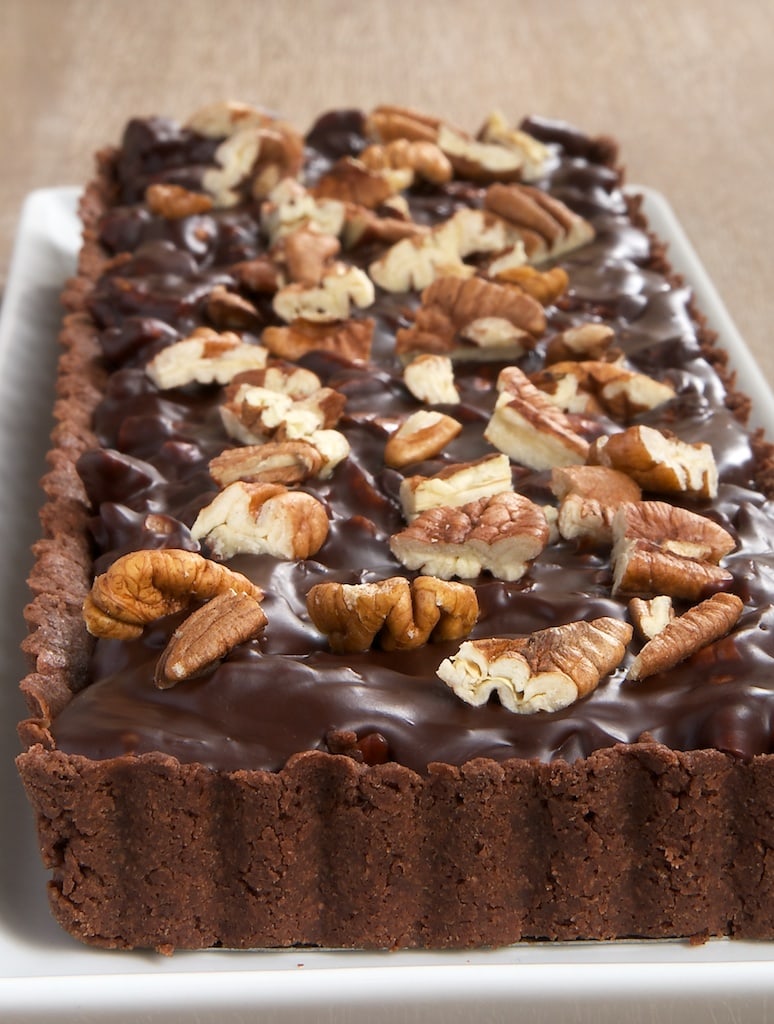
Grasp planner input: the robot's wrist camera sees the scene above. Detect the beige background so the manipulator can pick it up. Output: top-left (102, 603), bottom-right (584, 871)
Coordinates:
top-left (3, 0), bottom-right (773, 381)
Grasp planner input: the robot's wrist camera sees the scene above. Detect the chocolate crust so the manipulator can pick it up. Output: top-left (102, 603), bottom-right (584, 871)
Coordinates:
top-left (16, 741), bottom-right (774, 949)
top-left (16, 108), bottom-right (774, 951)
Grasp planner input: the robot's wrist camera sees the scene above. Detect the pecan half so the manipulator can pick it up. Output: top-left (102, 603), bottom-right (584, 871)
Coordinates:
top-left (360, 139), bottom-right (453, 185)
top-left (395, 275), bottom-right (545, 361)
top-left (154, 590), bottom-right (268, 688)
top-left (83, 549), bottom-right (263, 640)
top-left (437, 617), bottom-right (632, 714)
top-left (390, 491), bottom-right (549, 582)
top-left (306, 575), bottom-right (478, 653)
top-left (627, 593), bottom-right (744, 681)
top-left (484, 182), bottom-right (595, 262)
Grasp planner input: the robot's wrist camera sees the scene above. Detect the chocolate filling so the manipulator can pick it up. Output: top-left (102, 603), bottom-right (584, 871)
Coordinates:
top-left (50, 111), bottom-right (774, 774)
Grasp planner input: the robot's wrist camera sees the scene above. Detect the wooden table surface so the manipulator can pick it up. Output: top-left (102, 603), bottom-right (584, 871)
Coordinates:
top-left (4, 0), bottom-right (773, 381)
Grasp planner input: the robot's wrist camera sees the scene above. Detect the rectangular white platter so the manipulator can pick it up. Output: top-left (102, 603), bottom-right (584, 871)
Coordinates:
top-left (1, 186), bottom-right (774, 1023)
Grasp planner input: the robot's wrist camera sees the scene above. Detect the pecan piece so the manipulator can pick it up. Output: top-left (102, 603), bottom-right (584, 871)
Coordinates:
top-left (368, 208), bottom-right (516, 293)
top-left (274, 225), bottom-right (341, 286)
top-left (83, 549), bottom-right (263, 640)
top-left (532, 360), bottom-right (676, 421)
top-left (262, 317), bottom-right (374, 363)
top-left (311, 156), bottom-right (401, 207)
top-left (220, 369), bottom-right (345, 444)
top-left (486, 264), bottom-right (569, 306)
top-left (551, 465), bottom-right (642, 545)
top-left (360, 139), bottom-right (453, 185)
top-left (545, 323), bottom-right (617, 364)
top-left (627, 593), bottom-right (744, 681)
top-left (146, 328), bottom-right (267, 389)
top-left (484, 365), bottom-right (589, 470)
top-left (395, 275), bottom-right (545, 361)
top-left (365, 104), bottom-right (442, 144)
top-left (191, 482), bottom-right (329, 560)
top-left (145, 183), bottom-right (213, 220)
top-left (589, 425), bottom-right (718, 499)
top-left (154, 590), bottom-right (268, 688)
top-left (261, 178), bottom-right (346, 244)
top-left (209, 431), bottom-right (349, 486)
top-left (628, 596), bottom-right (675, 641)
top-left (437, 617), bottom-right (632, 714)
top-left (611, 501), bottom-right (735, 600)
top-left (306, 575), bottom-right (478, 653)
top-left (400, 453), bottom-right (512, 521)
top-left (272, 262), bottom-right (374, 323)
top-left (206, 285), bottom-right (262, 330)
top-left (403, 354), bottom-right (460, 405)
top-left (384, 410), bottom-right (462, 468)
top-left (390, 491), bottom-right (549, 582)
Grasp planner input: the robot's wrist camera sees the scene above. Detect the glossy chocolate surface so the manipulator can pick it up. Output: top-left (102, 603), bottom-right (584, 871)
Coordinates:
top-left (51, 111), bottom-right (774, 773)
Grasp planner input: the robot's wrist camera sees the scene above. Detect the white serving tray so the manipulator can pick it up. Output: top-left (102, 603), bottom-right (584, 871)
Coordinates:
top-left (1, 186), bottom-right (773, 1023)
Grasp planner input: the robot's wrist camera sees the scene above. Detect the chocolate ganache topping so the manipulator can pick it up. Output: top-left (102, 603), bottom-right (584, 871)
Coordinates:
top-left (51, 109), bottom-right (774, 774)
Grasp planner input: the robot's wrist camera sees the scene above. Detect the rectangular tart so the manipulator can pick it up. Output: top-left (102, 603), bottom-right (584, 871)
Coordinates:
top-left (16, 102), bottom-right (774, 952)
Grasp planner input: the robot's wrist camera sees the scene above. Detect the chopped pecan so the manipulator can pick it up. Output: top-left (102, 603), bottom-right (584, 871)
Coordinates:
top-left (220, 376), bottom-right (345, 445)
top-left (154, 590), bottom-right (268, 688)
top-left (628, 596), bottom-right (675, 641)
top-left (365, 104), bottom-right (442, 144)
top-left (437, 617), bottom-right (632, 714)
top-left (274, 226), bottom-right (341, 286)
top-left (403, 353), bottom-right (460, 405)
top-left (343, 202), bottom-right (427, 247)
top-left (262, 317), bottom-right (374, 363)
top-left (390, 491), bottom-right (549, 582)
top-left (437, 123), bottom-right (526, 182)
top-left (400, 453), bottom-right (513, 521)
top-left (486, 264), bottom-right (569, 305)
top-left (200, 118), bottom-right (304, 206)
top-left (145, 183), bottom-right (214, 220)
top-left (611, 501), bottom-right (735, 600)
top-left (230, 255), bottom-right (282, 294)
top-left (206, 285), bottom-right (262, 330)
top-left (186, 100), bottom-right (273, 137)
top-left (484, 365), bottom-right (589, 470)
top-left (627, 592), bottom-right (744, 681)
top-left (261, 178), bottom-right (346, 244)
top-left (476, 111), bottom-right (550, 182)
top-left (273, 262), bottom-right (374, 323)
top-left (384, 410), bottom-right (462, 468)
top-left (145, 328), bottom-right (268, 389)
top-left (545, 323), bottom-right (617, 364)
top-left (395, 275), bottom-right (546, 361)
top-left (368, 208), bottom-right (515, 293)
top-left (551, 465), bottom-right (642, 545)
top-left (311, 156), bottom-right (400, 207)
top-left (209, 430), bottom-right (349, 486)
top-left (360, 138), bottom-right (453, 185)
top-left (306, 575), bottom-right (478, 653)
top-left (191, 482), bottom-right (329, 560)
top-left (83, 549), bottom-right (263, 640)
top-left (590, 425), bottom-right (718, 499)
top-left (532, 360), bottom-right (676, 421)
top-left (484, 182), bottom-right (595, 262)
